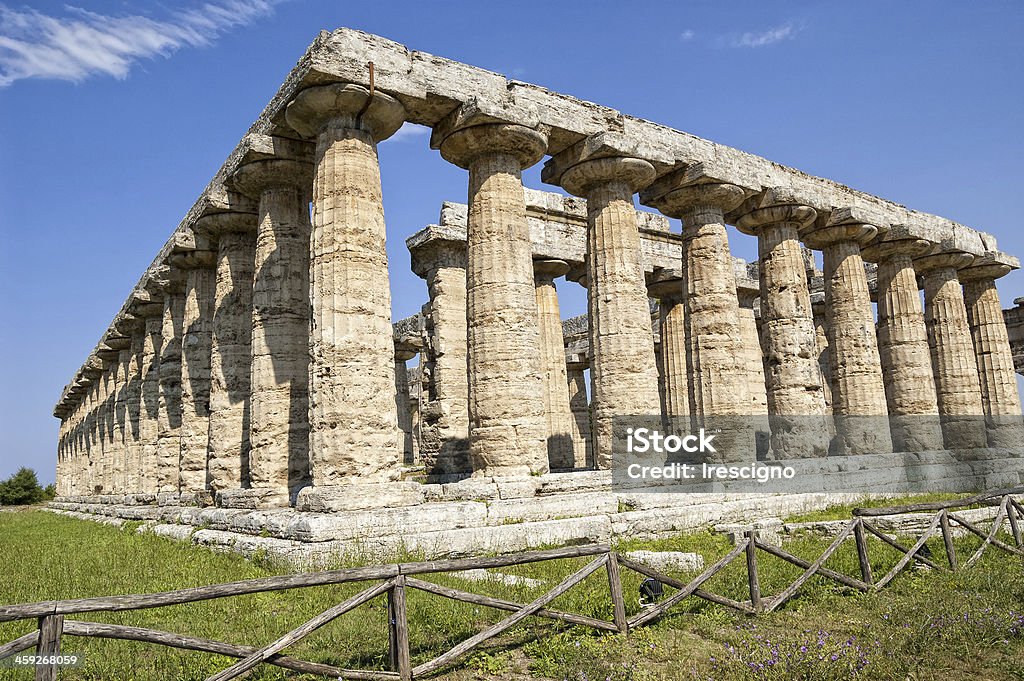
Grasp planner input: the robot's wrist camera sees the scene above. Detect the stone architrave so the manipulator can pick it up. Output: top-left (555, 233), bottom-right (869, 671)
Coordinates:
top-left (802, 216), bottom-right (892, 454)
top-left (201, 213), bottom-right (257, 493)
top-left (861, 238), bottom-right (944, 452)
top-left (736, 193), bottom-right (829, 459)
top-left (559, 157), bottom-right (661, 469)
top-left (231, 159), bottom-right (314, 506)
top-left (960, 260), bottom-right (1024, 446)
top-left (409, 233), bottom-right (470, 476)
top-left (286, 83), bottom-right (406, 484)
top-left (533, 258), bottom-right (575, 469)
top-left (915, 251), bottom-right (987, 449)
top-left (175, 250), bottom-right (217, 496)
top-left (434, 118), bottom-right (549, 477)
top-left (156, 287), bottom-right (185, 495)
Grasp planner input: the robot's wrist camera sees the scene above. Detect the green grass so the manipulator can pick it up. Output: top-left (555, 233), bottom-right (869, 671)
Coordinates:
top-left (1, 508), bottom-right (1022, 680)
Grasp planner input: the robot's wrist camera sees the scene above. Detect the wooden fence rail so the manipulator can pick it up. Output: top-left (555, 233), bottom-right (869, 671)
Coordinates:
top-left (2, 487), bottom-right (1022, 680)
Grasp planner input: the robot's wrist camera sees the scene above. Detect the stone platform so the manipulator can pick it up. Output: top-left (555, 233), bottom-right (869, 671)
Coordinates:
top-left (48, 449), bottom-right (1024, 566)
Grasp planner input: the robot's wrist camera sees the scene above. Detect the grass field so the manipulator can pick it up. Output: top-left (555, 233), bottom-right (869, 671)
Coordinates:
top-left (0, 503), bottom-right (1022, 680)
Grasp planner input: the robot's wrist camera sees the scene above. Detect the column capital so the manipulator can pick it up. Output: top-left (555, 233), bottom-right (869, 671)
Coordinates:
top-left (407, 226), bottom-right (467, 278)
top-left (285, 82), bottom-right (406, 142)
top-left (800, 210), bottom-right (879, 250)
top-left (642, 179), bottom-right (745, 219)
top-left (169, 250), bottom-right (217, 270)
top-left (194, 211), bottom-right (257, 236)
top-left (958, 254), bottom-right (1014, 283)
top-left (861, 237), bottom-right (932, 263)
top-left (533, 258), bottom-right (569, 281)
top-left (914, 250), bottom-right (975, 274)
top-left (734, 190), bottom-right (817, 236)
top-left (229, 159), bottom-right (314, 199)
top-left (559, 156), bottom-right (655, 198)
top-left (436, 122), bottom-right (548, 170)
top-left (645, 269), bottom-right (683, 301)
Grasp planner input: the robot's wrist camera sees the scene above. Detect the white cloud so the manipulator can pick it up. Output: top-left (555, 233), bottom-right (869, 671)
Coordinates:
top-left (0, 1), bottom-right (279, 87)
top-left (680, 29), bottom-right (695, 42)
top-left (389, 122), bottom-right (430, 143)
top-left (728, 22), bottom-right (800, 48)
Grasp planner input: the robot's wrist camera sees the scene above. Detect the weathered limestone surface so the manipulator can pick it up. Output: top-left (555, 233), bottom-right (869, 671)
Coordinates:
top-left (917, 252), bottom-right (987, 449)
top-left (649, 281), bottom-right (689, 422)
top-left (409, 229), bottom-right (470, 475)
top-left (736, 290), bottom-right (769, 416)
top-left (534, 259), bottom-right (575, 469)
top-left (156, 289), bottom-right (185, 494)
top-left (565, 356), bottom-right (592, 468)
top-left (232, 159), bottom-right (314, 503)
top-left (737, 195), bottom-right (829, 458)
top-left (559, 156), bottom-right (661, 468)
top-left (287, 83), bottom-right (405, 484)
top-left (394, 349), bottom-right (416, 464)
top-left (811, 295), bottom-right (834, 411)
top-left (123, 330), bottom-right (145, 494)
top-left (139, 310), bottom-right (163, 493)
top-left (863, 239), bottom-right (944, 452)
top-left (204, 215), bottom-right (256, 492)
top-left (435, 119), bottom-right (549, 476)
top-left (177, 252), bottom-right (216, 494)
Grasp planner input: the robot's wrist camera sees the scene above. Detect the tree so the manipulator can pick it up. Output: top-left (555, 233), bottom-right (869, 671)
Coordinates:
top-left (0, 467), bottom-right (47, 505)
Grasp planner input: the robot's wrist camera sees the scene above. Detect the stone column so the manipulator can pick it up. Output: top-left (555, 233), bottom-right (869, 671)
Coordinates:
top-left (916, 251), bottom-right (987, 449)
top-left (138, 308), bottom-right (163, 494)
top-left (395, 348), bottom-right (417, 466)
top-left (646, 182), bottom-right (750, 422)
top-left (565, 354), bottom-right (593, 469)
top-left (647, 279), bottom-right (689, 424)
top-left (802, 217), bottom-right (892, 454)
top-left (202, 213), bottom-right (257, 493)
top-left (410, 234), bottom-right (470, 476)
top-left (560, 157), bottom-right (661, 468)
top-left (112, 342), bottom-right (134, 494)
top-left (810, 295), bottom-right (834, 411)
top-left (121, 323), bottom-right (146, 494)
top-left (862, 239), bottom-right (943, 452)
top-left (286, 83), bottom-right (406, 484)
top-left (534, 259), bottom-right (575, 469)
top-left (100, 354), bottom-right (122, 493)
top-left (96, 362), bottom-right (113, 492)
top-left (736, 290), bottom-right (769, 416)
top-left (175, 250), bottom-right (217, 498)
top-left (435, 119), bottom-right (549, 476)
top-left (156, 286), bottom-right (185, 495)
top-left (736, 194), bottom-right (829, 458)
top-left (960, 260), bottom-right (1024, 446)
top-left (231, 159), bottom-right (313, 505)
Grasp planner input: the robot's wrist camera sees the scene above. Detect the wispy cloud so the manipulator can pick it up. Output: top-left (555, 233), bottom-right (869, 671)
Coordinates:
top-left (390, 122), bottom-right (430, 143)
top-left (679, 29), bottom-right (695, 42)
top-left (726, 22), bottom-right (801, 48)
top-left (0, 1), bottom-right (279, 87)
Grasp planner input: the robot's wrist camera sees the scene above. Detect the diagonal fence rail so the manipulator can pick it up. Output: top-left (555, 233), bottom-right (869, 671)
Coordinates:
top-left (2, 487), bottom-right (1022, 680)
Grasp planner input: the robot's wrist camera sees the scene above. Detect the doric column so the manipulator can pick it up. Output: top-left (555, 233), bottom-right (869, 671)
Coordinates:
top-left (138, 307), bottom-right (164, 493)
top-left (960, 258), bottom-right (1024, 445)
top-left (98, 351), bottom-right (123, 493)
top-left (810, 294), bottom-right (834, 411)
top-left (802, 214), bottom-right (892, 454)
top-left (156, 284), bottom-right (185, 495)
top-left (915, 251), bottom-right (987, 449)
top-left (736, 192), bottom-right (829, 458)
top-left (231, 158), bottom-right (313, 505)
top-left (558, 156), bottom-right (661, 468)
top-left (394, 348), bottom-right (417, 466)
top-left (286, 83), bottom-right (406, 484)
top-left (736, 290), bottom-right (769, 416)
top-left (534, 259), bottom-right (575, 469)
top-left (174, 250), bottom-right (217, 497)
top-left (95, 362), bottom-right (113, 492)
top-left (83, 373), bottom-right (100, 493)
top-left (201, 212), bottom-right (257, 493)
top-left (409, 233), bottom-right (470, 476)
top-left (119, 320), bottom-right (146, 494)
top-left (434, 116), bottom-right (549, 476)
top-left (644, 180), bottom-right (750, 420)
top-left (647, 276), bottom-right (689, 424)
top-left (862, 238), bottom-right (943, 452)
top-left (565, 354), bottom-right (593, 468)
top-left (112, 341), bottom-right (134, 494)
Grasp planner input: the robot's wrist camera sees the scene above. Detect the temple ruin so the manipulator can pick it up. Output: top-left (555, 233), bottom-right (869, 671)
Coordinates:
top-left (48, 28), bottom-right (1024, 560)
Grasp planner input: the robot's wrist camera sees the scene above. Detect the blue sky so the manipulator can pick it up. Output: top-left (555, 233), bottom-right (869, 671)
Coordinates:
top-left (1, 1), bottom-right (1022, 483)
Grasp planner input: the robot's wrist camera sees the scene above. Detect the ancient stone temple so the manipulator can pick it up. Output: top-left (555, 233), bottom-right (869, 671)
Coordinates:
top-left (50, 29), bottom-right (1024, 561)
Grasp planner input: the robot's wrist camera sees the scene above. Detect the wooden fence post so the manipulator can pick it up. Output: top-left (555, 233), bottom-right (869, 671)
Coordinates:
top-left (605, 552), bottom-right (628, 634)
top-left (939, 509), bottom-right (958, 571)
top-left (35, 614), bottom-right (64, 681)
top-left (1006, 498), bottom-right (1022, 548)
top-left (389, 575), bottom-right (411, 681)
top-left (853, 519), bottom-right (873, 585)
top-left (744, 532), bottom-right (762, 614)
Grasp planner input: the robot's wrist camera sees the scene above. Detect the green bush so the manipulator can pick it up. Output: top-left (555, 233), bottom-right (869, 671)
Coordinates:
top-left (0, 467), bottom-right (48, 505)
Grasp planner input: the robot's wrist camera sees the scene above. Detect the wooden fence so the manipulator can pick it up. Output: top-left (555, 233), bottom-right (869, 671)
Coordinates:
top-left (1, 486), bottom-right (1022, 680)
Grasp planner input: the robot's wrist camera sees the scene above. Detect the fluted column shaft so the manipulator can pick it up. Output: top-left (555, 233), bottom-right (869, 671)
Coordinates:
top-left (658, 295), bottom-right (689, 421)
top-left (394, 350), bottom-right (416, 465)
top-left (917, 253), bottom-right (987, 449)
top-left (810, 298), bottom-right (833, 411)
top-left (561, 157), bottom-right (660, 469)
top-left (124, 331), bottom-right (145, 493)
top-left (534, 259), bottom-right (575, 469)
top-left (437, 122), bottom-right (549, 476)
top-left (157, 290), bottom-right (185, 494)
top-left (139, 314), bottom-right (163, 493)
top-left (962, 270), bottom-right (1022, 416)
top-left (112, 349), bottom-right (130, 493)
top-left (206, 221), bottom-right (256, 492)
top-left (97, 366), bottom-right (113, 492)
top-left (178, 253), bottom-right (217, 494)
top-left (286, 84), bottom-right (407, 485)
top-left (736, 291), bottom-right (769, 416)
top-left (566, 360), bottom-right (592, 468)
